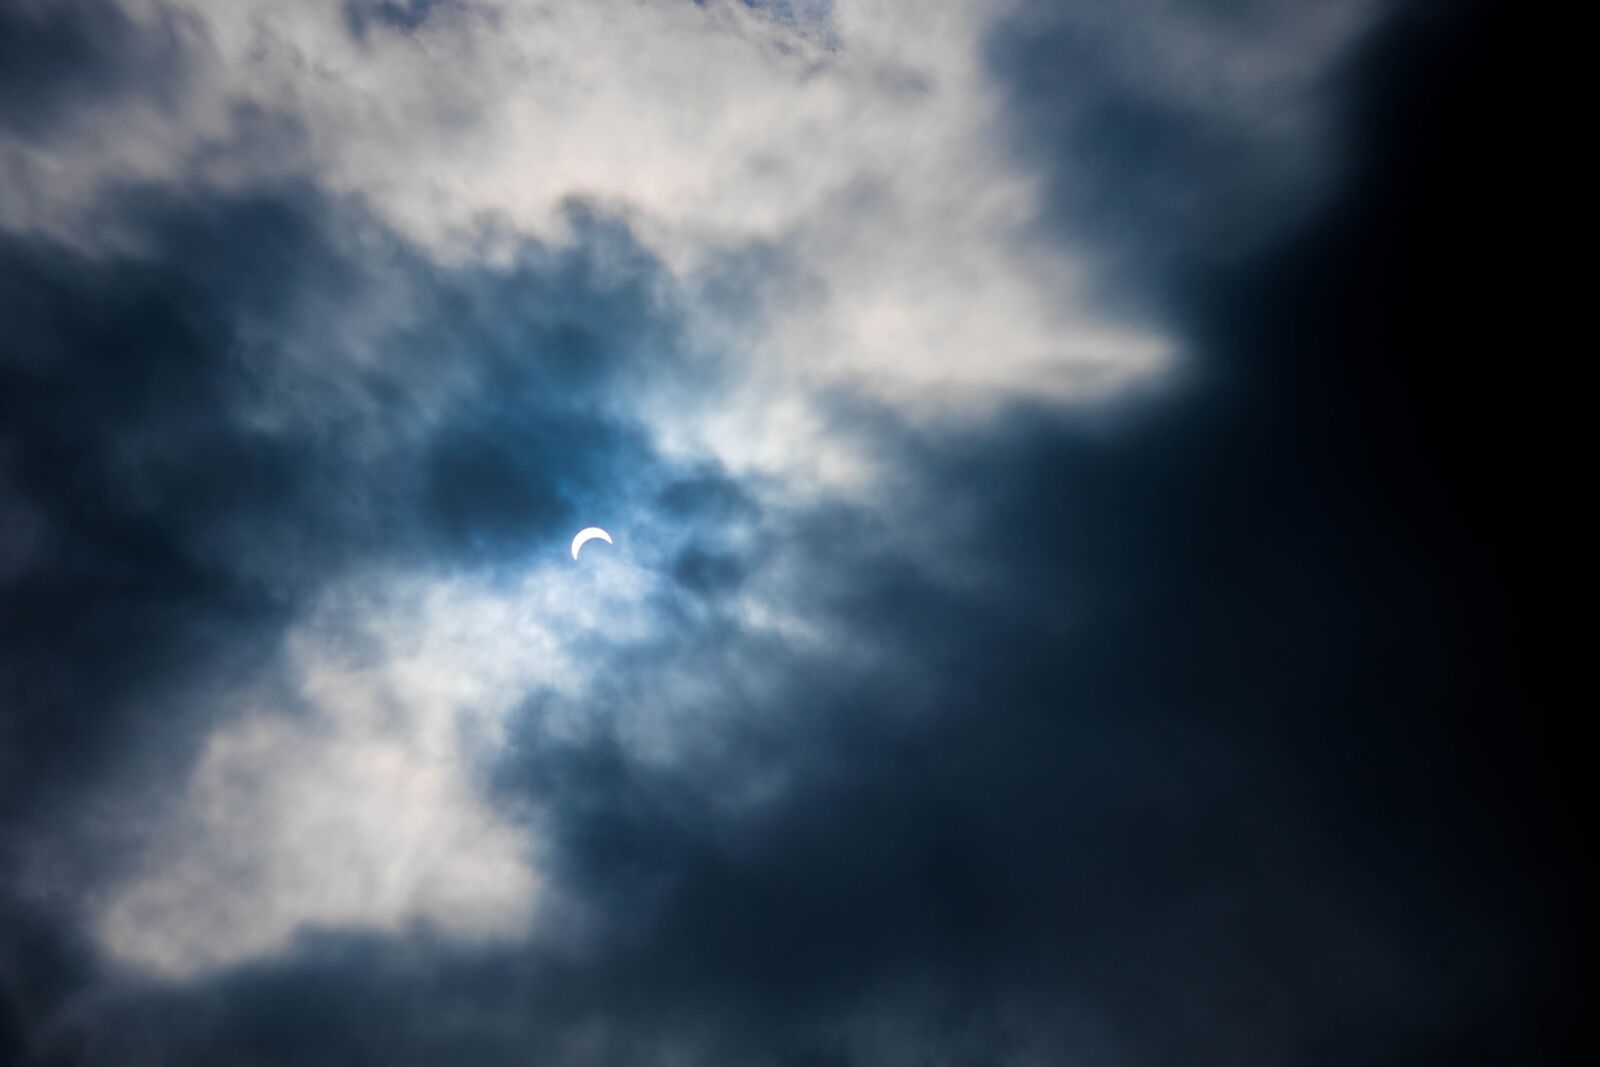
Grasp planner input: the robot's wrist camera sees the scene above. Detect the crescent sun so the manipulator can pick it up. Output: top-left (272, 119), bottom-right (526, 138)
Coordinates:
top-left (570, 526), bottom-right (613, 560)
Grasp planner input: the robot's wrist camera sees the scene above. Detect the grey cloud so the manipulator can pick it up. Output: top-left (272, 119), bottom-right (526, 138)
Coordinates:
top-left (986, 0), bottom-right (1374, 294)
top-left (0, 0), bottom-right (195, 139)
top-left (343, 1), bottom-right (449, 39)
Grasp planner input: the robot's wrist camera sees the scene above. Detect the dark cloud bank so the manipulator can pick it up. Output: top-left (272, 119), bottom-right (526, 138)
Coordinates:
top-left (1, 2), bottom-right (1580, 1065)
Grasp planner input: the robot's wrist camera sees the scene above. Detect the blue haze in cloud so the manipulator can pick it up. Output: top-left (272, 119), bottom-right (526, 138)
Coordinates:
top-left (0, 1), bottom-right (1580, 1064)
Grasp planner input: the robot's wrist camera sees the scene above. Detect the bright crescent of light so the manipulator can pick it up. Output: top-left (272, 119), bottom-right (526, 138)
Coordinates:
top-left (570, 526), bottom-right (613, 560)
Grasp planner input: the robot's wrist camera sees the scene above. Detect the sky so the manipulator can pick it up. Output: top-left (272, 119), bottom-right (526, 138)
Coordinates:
top-left (0, 1), bottom-right (1578, 1064)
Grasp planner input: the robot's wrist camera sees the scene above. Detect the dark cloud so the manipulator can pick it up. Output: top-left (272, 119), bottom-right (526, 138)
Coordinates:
top-left (0, 0), bottom-right (195, 139)
top-left (984, 0), bottom-right (1362, 307)
top-left (343, 0), bottom-right (458, 39)
top-left (0, 194), bottom-right (311, 825)
top-left (0, 1), bottom-right (1578, 1065)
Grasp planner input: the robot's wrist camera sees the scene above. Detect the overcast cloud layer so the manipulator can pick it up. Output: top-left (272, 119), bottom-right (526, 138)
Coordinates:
top-left (0, 1), bottom-right (1579, 1064)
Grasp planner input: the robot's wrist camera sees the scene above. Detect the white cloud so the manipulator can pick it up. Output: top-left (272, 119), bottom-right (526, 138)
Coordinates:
top-left (91, 503), bottom-right (842, 976)
top-left (5, 2), bottom-right (1169, 425)
top-left (95, 695), bottom-right (538, 977)
top-left (1, 0), bottom-right (1376, 486)
top-left (94, 535), bottom-right (664, 976)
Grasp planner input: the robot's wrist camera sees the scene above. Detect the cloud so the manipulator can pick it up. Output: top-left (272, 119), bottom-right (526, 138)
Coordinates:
top-left (989, 0), bottom-right (1377, 268)
top-left (3, 1), bottom-right (1181, 439)
top-left (0, 180), bottom-right (680, 932)
top-left (0, 0), bottom-right (194, 139)
top-left (0, 1), bottom-right (1577, 1064)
